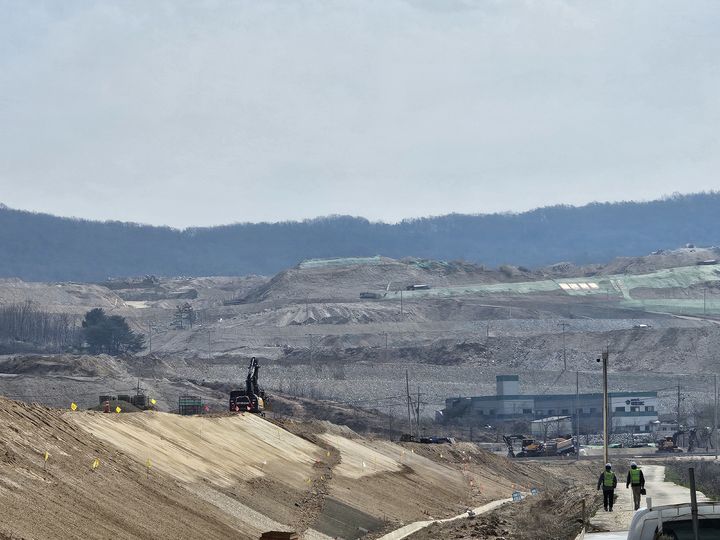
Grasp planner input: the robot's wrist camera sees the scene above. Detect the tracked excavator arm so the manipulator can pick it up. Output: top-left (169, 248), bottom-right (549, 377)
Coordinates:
top-left (229, 357), bottom-right (268, 414)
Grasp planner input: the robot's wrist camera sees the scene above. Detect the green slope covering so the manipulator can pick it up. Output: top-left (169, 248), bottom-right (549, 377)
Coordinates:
top-left (383, 265), bottom-right (720, 315)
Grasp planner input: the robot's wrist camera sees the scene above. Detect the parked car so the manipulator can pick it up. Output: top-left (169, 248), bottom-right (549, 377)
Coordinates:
top-left (626, 501), bottom-right (720, 539)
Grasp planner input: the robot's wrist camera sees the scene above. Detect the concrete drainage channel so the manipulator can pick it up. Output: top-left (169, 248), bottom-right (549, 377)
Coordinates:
top-left (377, 498), bottom-right (512, 540)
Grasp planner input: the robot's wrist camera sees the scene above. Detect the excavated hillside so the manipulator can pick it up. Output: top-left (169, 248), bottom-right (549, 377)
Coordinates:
top-left (0, 279), bottom-right (126, 313)
top-left (0, 397), bottom-right (591, 540)
top-left (238, 248), bottom-right (720, 304)
top-left (3, 248), bottom-right (720, 436)
top-left (239, 257), bottom-right (542, 304)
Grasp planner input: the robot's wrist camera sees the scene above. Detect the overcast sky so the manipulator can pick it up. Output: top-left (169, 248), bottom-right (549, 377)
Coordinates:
top-left (1, 1), bottom-right (718, 228)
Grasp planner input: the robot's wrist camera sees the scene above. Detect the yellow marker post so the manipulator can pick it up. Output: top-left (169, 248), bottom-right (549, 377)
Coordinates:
top-left (115, 406), bottom-right (122, 414)
top-left (326, 451), bottom-right (331, 458)
top-left (43, 451), bottom-right (49, 470)
top-left (91, 458), bottom-right (100, 471)
top-left (150, 398), bottom-right (157, 406)
top-left (70, 402), bottom-right (78, 411)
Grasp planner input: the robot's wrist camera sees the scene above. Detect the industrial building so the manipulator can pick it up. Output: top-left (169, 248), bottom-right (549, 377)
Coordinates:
top-left (438, 375), bottom-right (659, 434)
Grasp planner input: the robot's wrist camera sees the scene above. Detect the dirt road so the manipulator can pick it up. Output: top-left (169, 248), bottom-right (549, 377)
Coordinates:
top-left (377, 498), bottom-right (511, 540)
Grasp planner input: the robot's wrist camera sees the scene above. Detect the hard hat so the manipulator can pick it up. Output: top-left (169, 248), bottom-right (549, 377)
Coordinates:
top-left (631, 461), bottom-right (637, 468)
top-left (605, 463), bottom-right (612, 469)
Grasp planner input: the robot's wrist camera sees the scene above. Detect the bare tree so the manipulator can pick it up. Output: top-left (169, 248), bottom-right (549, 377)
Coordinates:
top-left (0, 302), bottom-right (79, 352)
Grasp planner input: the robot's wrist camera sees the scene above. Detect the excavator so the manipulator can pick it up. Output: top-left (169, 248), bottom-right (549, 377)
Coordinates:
top-left (656, 430), bottom-right (684, 453)
top-left (503, 435), bottom-right (545, 458)
top-left (229, 357), bottom-right (269, 415)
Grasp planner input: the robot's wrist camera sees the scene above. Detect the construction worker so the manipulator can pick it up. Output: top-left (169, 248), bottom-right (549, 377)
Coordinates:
top-left (597, 463), bottom-right (617, 511)
top-left (626, 461), bottom-right (646, 510)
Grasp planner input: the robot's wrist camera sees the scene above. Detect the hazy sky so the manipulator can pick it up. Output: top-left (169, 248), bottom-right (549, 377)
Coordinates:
top-left (1, 1), bottom-right (719, 228)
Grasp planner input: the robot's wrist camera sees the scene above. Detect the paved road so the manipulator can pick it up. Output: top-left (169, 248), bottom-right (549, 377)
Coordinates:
top-left (586, 464), bottom-right (707, 539)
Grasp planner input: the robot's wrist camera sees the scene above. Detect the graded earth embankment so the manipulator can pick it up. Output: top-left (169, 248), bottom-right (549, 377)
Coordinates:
top-left (1, 396), bottom-right (590, 540)
top-left (70, 411), bottom-right (492, 535)
top-left (74, 411), bottom-right (321, 488)
top-left (0, 397), bottom-right (247, 540)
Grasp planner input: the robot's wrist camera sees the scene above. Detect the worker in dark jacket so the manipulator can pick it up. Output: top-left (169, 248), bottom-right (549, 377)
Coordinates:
top-left (597, 463), bottom-right (618, 511)
top-left (626, 461), bottom-right (646, 510)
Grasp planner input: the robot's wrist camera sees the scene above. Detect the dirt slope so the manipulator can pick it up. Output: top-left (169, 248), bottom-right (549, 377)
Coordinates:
top-left (69, 411), bottom-right (495, 534)
top-left (0, 279), bottom-right (126, 313)
top-left (76, 411), bottom-right (321, 488)
top-left (408, 485), bottom-right (598, 540)
top-left (1, 394), bottom-right (596, 540)
top-left (0, 397), bottom-right (246, 540)
top-left (240, 257), bottom-right (538, 304)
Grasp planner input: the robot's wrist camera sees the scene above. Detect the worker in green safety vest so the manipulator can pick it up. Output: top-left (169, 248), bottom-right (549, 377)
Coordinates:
top-left (596, 463), bottom-right (617, 511)
top-left (626, 461), bottom-right (646, 510)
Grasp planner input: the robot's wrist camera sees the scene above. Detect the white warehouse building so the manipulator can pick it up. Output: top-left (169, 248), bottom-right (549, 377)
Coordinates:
top-left (440, 375), bottom-right (659, 434)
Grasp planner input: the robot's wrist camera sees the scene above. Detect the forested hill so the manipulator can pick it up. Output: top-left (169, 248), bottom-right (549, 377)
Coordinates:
top-left (2, 193), bottom-right (719, 282)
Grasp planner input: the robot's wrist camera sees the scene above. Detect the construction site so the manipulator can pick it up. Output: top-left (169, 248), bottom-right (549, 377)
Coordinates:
top-left (1, 247), bottom-right (720, 538)
top-left (6, 0), bottom-right (720, 535)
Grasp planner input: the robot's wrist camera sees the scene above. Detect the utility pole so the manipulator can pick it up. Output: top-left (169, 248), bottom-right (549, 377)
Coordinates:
top-left (559, 322), bottom-right (569, 371)
top-left (704, 288), bottom-right (707, 315)
top-left (690, 467), bottom-right (700, 540)
top-left (416, 386), bottom-right (421, 437)
top-left (600, 349), bottom-right (609, 465)
top-left (677, 384), bottom-right (682, 432)
top-left (576, 370), bottom-right (580, 461)
top-left (400, 290), bottom-right (404, 316)
top-left (147, 321), bottom-right (152, 354)
top-left (405, 371), bottom-right (413, 438)
top-left (207, 330), bottom-right (212, 360)
top-left (385, 333), bottom-right (388, 362)
top-left (715, 375), bottom-right (718, 460)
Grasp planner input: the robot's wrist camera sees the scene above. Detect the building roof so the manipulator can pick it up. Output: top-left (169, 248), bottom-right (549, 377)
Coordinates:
top-left (463, 391), bottom-right (657, 402)
top-left (531, 415), bottom-right (572, 423)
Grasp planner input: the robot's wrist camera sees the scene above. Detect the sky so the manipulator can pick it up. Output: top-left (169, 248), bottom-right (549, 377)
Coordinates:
top-left (1, 1), bottom-right (719, 228)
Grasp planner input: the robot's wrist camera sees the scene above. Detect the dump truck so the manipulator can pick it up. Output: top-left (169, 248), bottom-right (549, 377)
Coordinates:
top-left (406, 284), bottom-right (431, 291)
top-left (229, 356), bottom-right (268, 414)
top-left (503, 434), bottom-right (575, 457)
top-left (544, 436), bottom-right (576, 456)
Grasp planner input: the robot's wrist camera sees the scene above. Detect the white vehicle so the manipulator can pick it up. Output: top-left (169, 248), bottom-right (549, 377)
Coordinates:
top-left (625, 500), bottom-right (720, 539)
